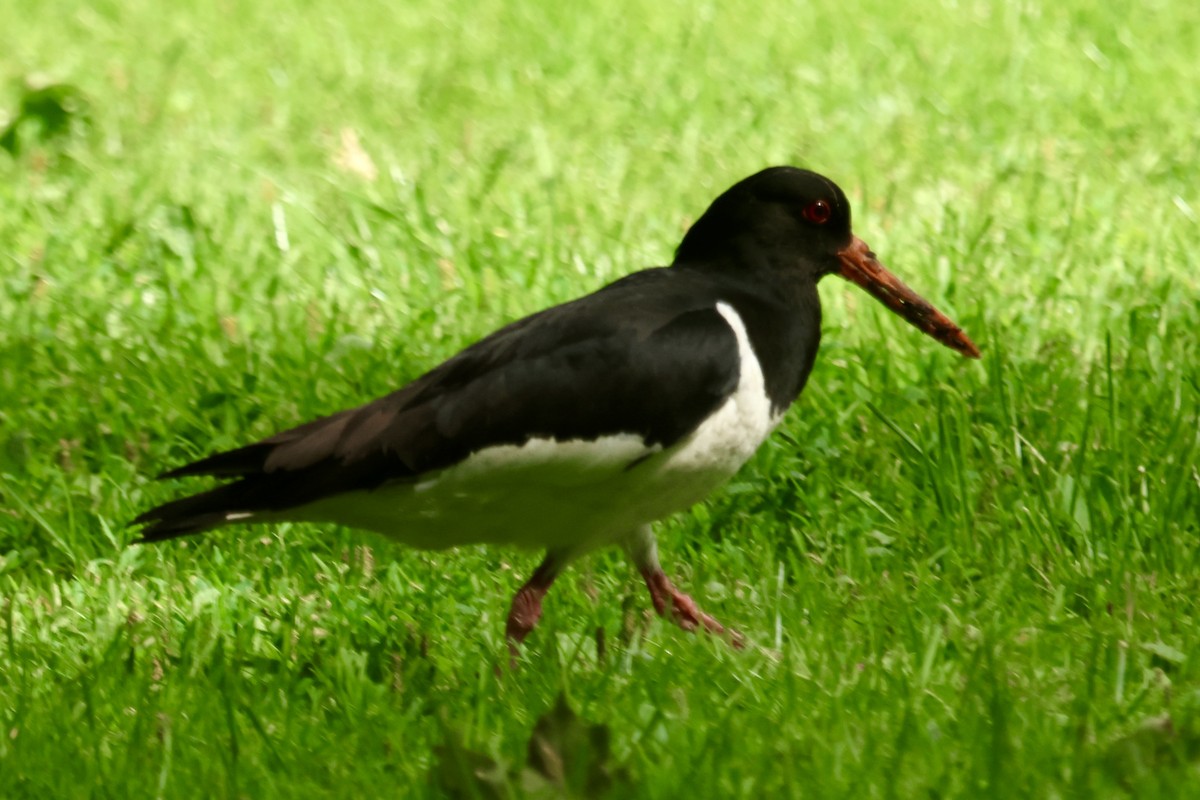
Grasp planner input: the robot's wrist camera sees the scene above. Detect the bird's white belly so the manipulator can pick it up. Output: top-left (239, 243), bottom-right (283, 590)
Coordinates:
top-left (291, 303), bottom-right (781, 552)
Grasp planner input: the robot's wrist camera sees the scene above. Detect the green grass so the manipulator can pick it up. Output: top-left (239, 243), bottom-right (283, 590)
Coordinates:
top-left (2, 0), bottom-right (1199, 796)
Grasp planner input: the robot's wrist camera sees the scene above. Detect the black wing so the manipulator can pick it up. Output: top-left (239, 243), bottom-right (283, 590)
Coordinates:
top-left (134, 269), bottom-right (741, 541)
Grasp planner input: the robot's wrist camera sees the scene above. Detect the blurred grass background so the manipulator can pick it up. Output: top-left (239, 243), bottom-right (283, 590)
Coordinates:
top-left (1, 0), bottom-right (1198, 796)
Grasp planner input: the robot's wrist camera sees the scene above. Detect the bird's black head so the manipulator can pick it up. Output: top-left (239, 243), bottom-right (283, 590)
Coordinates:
top-left (673, 166), bottom-right (852, 277)
top-left (674, 166), bottom-right (982, 359)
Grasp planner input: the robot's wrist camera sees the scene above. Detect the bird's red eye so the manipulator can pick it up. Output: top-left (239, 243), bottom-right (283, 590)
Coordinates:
top-left (803, 199), bottom-right (832, 225)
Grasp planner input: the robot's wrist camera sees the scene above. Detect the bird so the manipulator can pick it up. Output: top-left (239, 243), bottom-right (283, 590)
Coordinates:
top-left (134, 166), bottom-right (980, 651)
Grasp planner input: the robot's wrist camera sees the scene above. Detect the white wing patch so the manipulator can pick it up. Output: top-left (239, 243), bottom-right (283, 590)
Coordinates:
top-left (415, 434), bottom-right (654, 492)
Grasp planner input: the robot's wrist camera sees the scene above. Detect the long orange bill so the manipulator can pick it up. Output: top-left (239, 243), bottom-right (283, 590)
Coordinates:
top-left (837, 236), bottom-right (980, 359)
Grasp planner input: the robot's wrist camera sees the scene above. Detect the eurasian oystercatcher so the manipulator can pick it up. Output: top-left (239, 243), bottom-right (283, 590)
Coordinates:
top-left (135, 166), bottom-right (979, 650)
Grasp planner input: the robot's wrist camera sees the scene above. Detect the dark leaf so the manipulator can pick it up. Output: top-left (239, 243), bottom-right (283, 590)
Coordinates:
top-left (1101, 692), bottom-right (1200, 790)
top-left (0, 77), bottom-right (91, 155)
top-left (522, 693), bottom-right (632, 799)
top-left (196, 392), bottom-right (229, 411)
top-left (432, 727), bottom-right (510, 800)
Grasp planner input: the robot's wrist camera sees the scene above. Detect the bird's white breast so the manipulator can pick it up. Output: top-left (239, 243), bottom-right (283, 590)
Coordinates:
top-left (661, 302), bottom-right (779, 474)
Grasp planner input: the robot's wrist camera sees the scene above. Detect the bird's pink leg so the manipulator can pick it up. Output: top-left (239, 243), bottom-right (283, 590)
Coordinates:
top-left (505, 553), bottom-right (563, 654)
top-left (624, 526), bottom-right (744, 648)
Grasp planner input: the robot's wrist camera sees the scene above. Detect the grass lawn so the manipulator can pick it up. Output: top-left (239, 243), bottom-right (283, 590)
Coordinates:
top-left (2, 0), bottom-right (1199, 796)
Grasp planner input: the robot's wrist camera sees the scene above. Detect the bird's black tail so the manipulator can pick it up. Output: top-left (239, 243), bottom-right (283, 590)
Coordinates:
top-left (132, 480), bottom-right (262, 543)
top-left (132, 405), bottom-right (386, 542)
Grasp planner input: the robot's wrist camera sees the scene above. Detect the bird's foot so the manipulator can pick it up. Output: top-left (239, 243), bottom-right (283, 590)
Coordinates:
top-left (640, 568), bottom-right (744, 649)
